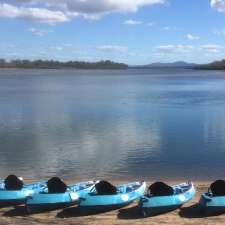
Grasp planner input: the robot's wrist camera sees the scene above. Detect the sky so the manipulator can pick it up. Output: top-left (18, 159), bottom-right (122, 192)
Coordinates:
top-left (1, 0), bottom-right (225, 65)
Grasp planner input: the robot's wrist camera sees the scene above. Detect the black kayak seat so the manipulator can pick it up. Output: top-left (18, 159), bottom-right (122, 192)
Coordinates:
top-left (4, 175), bottom-right (23, 191)
top-left (47, 177), bottom-right (67, 194)
top-left (148, 182), bottom-right (174, 197)
top-left (210, 180), bottom-right (225, 196)
top-left (95, 180), bottom-right (117, 195)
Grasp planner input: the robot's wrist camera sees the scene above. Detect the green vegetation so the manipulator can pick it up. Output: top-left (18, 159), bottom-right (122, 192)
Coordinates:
top-left (195, 59), bottom-right (225, 70)
top-left (0, 59), bottom-right (128, 70)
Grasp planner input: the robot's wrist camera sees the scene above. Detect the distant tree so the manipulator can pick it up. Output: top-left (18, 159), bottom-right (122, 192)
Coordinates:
top-left (0, 59), bottom-right (5, 67)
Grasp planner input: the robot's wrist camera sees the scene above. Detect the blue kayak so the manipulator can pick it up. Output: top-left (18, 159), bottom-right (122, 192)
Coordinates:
top-left (199, 193), bottom-right (225, 213)
top-left (26, 181), bottom-right (96, 213)
top-left (139, 182), bottom-right (195, 216)
top-left (79, 181), bottom-right (146, 212)
top-left (199, 180), bottom-right (225, 213)
top-left (0, 179), bottom-right (46, 206)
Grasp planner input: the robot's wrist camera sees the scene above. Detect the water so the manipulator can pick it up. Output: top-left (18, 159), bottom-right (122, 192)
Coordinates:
top-left (0, 68), bottom-right (225, 181)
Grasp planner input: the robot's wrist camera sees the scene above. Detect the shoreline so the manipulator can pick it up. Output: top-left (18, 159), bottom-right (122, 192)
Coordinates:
top-left (22, 177), bottom-right (215, 185)
top-left (0, 181), bottom-right (223, 225)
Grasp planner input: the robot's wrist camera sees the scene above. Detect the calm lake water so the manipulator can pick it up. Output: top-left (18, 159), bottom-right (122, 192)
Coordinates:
top-left (0, 68), bottom-right (225, 181)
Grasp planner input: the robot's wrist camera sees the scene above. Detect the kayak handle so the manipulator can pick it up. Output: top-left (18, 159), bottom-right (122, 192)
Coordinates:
top-left (26, 195), bottom-right (33, 200)
top-left (90, 186), bottom-right (96, 193)
top-left (141, 197), bottom-right (149, 203)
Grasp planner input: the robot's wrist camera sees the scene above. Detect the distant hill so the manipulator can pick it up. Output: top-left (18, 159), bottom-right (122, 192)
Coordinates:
top-left (142, 61), bottom-right (197, 68)
top-left (0, 59), bottom-right (128, 70)
top-left (194, 59), bottom-right (225, 70)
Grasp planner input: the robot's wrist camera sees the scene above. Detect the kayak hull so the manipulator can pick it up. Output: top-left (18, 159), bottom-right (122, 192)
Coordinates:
top-left (0, 181), bottom-right (46, 207)
top-left (199, 194), bottom-right (225, 214)
top-left (0, 199), bottom-right (26, 207)
top-left (26, 202), bottom-right (77, 213)
top-left (79, 202), bottom-right (131, 214)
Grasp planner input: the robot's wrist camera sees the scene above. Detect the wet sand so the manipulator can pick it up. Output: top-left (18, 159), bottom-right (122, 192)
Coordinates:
top-left (0, 182), bottom-right (224, 225)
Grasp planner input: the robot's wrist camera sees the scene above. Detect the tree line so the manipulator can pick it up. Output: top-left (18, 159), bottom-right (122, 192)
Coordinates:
top-left (0, 59), bottom-right (128, 70)
top-left (195, 59), bottom-right (225, 70)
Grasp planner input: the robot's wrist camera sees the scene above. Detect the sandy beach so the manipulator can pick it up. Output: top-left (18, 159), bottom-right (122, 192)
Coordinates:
top-left (0, 182), bottom-right (224, 225)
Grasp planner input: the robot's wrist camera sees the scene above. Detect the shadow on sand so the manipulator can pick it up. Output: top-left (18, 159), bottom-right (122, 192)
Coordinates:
top-left (117, 206), bottom-right (143, 220)
top-left (57, 206), bottom-right (119, 218)
top-left (3, 206), bottom-right (28, 217)
top-left (118, 205), bottom-right (182, 219)
top-left (179, 204), bottom-right (225, 218)
top-left (57, 206), bottom-right (88, 218)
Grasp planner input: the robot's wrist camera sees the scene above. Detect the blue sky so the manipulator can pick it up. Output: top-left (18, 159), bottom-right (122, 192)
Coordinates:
top-left (1, 0), bottom-right (225, 65)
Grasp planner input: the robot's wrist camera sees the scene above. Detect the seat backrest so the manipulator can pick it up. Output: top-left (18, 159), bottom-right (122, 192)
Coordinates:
top-left (4, 175), bottom-right (23, 191)
top-left (95, 180), bottom-right (117, 195)
top-left (210, 180), bottom-right (225, 196)
top-left (47, 177), bottom-right (67, 194)
top-left (148, 182), bottom-right (174, 197)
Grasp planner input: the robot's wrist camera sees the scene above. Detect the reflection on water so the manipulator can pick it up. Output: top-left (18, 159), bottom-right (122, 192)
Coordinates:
top-left (0, 68), bottom-right (225, 181)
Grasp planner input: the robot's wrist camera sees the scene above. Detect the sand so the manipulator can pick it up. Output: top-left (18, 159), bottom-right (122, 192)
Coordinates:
top-left (0, 182), bottom-right (224, 225)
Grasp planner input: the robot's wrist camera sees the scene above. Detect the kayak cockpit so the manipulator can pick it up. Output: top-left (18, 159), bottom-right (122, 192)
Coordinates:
top-left (39, 179), bottom-right (95, 194)
top-left (88, 181), bottom-right (145, 196)
top-left (117, 182), bottom-right (145, 194)
top-left (145, 182), bottom-right (193, 198)
top-left (173, 183), bottom-right (193, 195)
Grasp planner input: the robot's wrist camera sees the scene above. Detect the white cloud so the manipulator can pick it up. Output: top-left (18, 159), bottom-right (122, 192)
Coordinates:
top-left (0, 0), bottom-right (165, 24)
top-left (161, 26), bottom-right (181, 31)
top-left (0, 3), bottom-right (69, 24)
top-left (156, 44), bottom-right (225, 56)
top-left (156, 45), bottom-right (193, 54)
top-left (96, 45), bottom-right (128, 53)
top-left (155, 44), bottom-right (225, 56)
top-left (50, 46), bottom-right (64, 51)
top-left (213, 28), bottom-right (225, 35)
top-left (29, 27), bottom-right (52, 36)
top-left (162, 26), bottom-right (171, 30)
top-left (147, 22), bottom-right (155, 26)
top-left (187, 33), bottom-right (200, 40)
top-left (63, 43), bottom-right (73, 47)
top-left (124, 19), bottom-right (142, 25)
top-left (211, 0), bottom-right (225, 12)
top-left (200, 44), bottom-right (223, 53)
